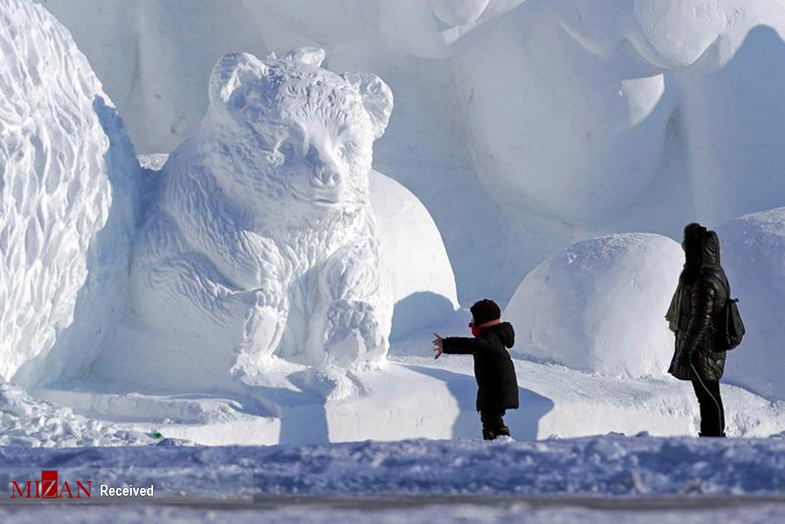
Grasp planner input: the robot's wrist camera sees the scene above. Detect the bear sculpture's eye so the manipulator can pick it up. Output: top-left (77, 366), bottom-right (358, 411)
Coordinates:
top-left (279, 140), bottom-right (296, 158)
top-left (336, 145), bottom-right (348, 160)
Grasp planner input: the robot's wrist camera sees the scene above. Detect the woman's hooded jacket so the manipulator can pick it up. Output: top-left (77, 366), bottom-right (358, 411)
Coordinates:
top-left (666, 224), bottom-right (729, 382)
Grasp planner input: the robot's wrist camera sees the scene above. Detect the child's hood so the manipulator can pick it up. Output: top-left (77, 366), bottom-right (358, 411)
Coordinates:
top-left (487, 322), bottom-right (515, 348)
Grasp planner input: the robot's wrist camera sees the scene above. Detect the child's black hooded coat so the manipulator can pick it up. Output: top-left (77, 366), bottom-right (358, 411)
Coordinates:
top-left (443, 322), bottom-right (519, 412)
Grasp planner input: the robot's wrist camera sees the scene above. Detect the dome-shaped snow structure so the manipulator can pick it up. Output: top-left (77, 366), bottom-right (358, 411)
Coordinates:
top-left (505, 233), bottom-right (683, 377)
top-left (369, 171), bottom-right (458, 338)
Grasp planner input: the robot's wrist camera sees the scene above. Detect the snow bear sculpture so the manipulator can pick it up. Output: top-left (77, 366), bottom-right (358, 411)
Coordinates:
top-left (128, 49), bottom-right (394, 383)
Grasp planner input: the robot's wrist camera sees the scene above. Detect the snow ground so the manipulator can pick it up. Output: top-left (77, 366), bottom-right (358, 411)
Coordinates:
top-left (0, 382), bottom-right (152, 447)
top-left (2, 500), bottom-right (785, 524)
top-left (3, 435), bottom-right (785, 521)
top-left (0, 434), bottom-right (782, 498)
top-left (4, 310), bottom-right (783, 449)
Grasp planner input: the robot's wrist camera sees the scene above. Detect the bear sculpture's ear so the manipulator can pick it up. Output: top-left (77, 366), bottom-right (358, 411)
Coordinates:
top-left (343, 72), bottom-right (394, 140)
top-left (283, 47), bottom-right (326, 67)
top-left (209, 52), bottom-right (269, 109)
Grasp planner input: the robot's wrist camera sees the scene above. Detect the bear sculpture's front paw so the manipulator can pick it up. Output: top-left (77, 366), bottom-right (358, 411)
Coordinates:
top-left (324, 299), bottom-right (386, 367)
top-left (234, 289), bottom-right (288, 367)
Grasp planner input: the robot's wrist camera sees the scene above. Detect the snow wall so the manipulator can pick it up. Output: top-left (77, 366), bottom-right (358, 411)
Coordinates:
top-left (32, 0), bottom-right (785, 306)
top-left (0, 0), bottom-right (138, 387)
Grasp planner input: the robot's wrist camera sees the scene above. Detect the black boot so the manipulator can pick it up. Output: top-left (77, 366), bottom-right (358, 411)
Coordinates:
top-left (482, 427), bottom-right (511, 440)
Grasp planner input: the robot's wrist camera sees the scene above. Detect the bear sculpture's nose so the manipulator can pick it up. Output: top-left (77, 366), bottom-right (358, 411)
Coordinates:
top-left (307, 145), bottom-right (342, 188)
top-left (313, 167), bottom-right (341, 188)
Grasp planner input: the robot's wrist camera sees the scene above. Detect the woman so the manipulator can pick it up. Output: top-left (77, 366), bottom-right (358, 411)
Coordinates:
top-left (666, 223), bottom-right (730, 437)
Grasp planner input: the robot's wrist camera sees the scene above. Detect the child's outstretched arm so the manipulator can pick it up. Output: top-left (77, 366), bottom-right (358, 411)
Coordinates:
top-left (433, 333), bottom-right (478, 359)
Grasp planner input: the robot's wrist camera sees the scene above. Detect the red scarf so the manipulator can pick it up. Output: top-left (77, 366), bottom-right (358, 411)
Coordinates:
top-left (471, 318), bottom-right (500, 337)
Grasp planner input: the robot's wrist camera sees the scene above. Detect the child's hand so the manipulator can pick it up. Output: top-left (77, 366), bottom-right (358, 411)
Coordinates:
top-left (432, 333), bottom-right (444, 359)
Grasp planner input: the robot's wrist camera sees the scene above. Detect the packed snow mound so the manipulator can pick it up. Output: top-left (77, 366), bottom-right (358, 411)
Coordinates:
top-left (0, 381), bottom-right (151, 447)
top-left (716, 208), bottom-right (785, 399)
top-left (0, 0), bottom-right (138, 388)
top-left (109, 49), bottom-right (393, 392)
top-left (369, 171), bottom-right (458, 337)
top-left (505, 234), bottom-right (683, 377)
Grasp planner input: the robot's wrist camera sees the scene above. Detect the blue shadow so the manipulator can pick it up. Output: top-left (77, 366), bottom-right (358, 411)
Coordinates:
top-left (405, 364), bottom-right (554, 440)
top-left (390, 291), bottom-right (456, 340)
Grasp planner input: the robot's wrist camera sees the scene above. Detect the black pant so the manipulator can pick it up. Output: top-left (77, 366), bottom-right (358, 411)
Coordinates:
top-left (480, 410), bottom-right (509, 440)
top-left (691, 377), bottom-right (725, 437)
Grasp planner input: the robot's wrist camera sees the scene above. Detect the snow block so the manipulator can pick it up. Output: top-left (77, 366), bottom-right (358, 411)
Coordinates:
top-left (0, 0), bottom-right (138, 387)
top-left (505, 233), bottom-right (683, 377)
top-left (115, 49), bottom-right (394, 390)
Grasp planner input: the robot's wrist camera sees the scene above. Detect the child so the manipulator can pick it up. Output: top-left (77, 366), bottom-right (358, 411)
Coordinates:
top-left (433, 299), bottom-right (519, 440)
